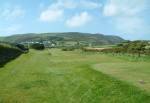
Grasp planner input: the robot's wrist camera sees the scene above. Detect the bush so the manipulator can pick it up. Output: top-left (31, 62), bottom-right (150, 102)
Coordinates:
top-left (0, 44), bottom-right (23, 67)
top-left (16, 44), bottom-right (29, 53)
top-left (31, 43), bottom-right (45, 50)
top-left (101, 41), bottom-right (149, 57)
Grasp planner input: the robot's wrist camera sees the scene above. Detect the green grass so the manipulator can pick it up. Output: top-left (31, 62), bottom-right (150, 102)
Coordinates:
top-left (109, 53), bottom-right (150, 62)
top-left (94, 62), bottom-right (150, 93)
top-left (0, 49), bottom-right (149, 103)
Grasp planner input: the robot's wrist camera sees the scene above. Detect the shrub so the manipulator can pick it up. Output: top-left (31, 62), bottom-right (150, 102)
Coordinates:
top-left (0, 44), bottom-right (23, 67)
top-left (16, 44), bottom-right (29, 53)
top-left (101, 41), bottom-right (149, 57)
top-left (31, 43), bottom-right (45, 50)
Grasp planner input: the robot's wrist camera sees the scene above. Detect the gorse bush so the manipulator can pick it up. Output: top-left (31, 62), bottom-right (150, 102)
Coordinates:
top-left (101, 41), bottom-right (150, 57)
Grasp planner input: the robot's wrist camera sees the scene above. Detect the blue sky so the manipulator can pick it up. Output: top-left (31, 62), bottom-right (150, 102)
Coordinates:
top-left (0, 0), bottom-right (150, 40)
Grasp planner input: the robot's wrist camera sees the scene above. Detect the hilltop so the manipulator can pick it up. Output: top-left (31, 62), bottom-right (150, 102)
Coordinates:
top-left (1, 32), bottom-right (124, 45)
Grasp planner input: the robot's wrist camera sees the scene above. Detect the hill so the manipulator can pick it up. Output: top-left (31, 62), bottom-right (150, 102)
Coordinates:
top-left (1, 32), bottom-right (124, 45)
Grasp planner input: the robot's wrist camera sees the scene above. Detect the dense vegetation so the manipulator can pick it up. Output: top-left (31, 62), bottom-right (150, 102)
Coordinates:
top-left (30, 43), bottom-right (45, 50)
top-left (0, 42), bottom-right (28, 67)
top-left (101, 41), bottom-right (150, 57)
top-left (16, 44), bottom-right (29, 52)
top-left (0, 42), bottom-right (21, 67)
top-left (1, 32), bottom-right (124, 45)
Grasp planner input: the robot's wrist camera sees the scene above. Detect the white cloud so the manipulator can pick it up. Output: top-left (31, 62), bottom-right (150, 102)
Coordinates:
top-left (39, 0), bottom-right (101, 23)
top-left (103, 0), bottom-right (146, 17)
top-left (51, 0), bottom-right (101, 9)
top-left (39, 0), bottom-right (65, 22)
top-left (39, 8), bottom-right (63, 22)
top-left (80, 0), bottom-right (102, 9)
top-left (103, 0), bottom-right (150, 35)
top-left (66, 12), bottom-right (92, 28)
top-left (103, 2), bottom-right (117, 16)
top-left (50, 0), bottom-right (77, 9)
top-left (1, 6), bottom-right (25, 20)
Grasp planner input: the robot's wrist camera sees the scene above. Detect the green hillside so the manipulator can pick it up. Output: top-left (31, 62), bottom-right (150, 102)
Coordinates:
top-left (1, 32), bottom-right (124, 45)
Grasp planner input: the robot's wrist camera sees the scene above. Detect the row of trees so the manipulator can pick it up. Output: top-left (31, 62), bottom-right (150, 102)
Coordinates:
top-left (101, 41), bottom-right (150, 57)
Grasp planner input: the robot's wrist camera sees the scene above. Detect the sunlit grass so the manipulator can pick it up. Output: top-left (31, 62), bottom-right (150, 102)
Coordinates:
top-left (0, 49), bottom-right (149, 103)
top-left (94, 62), bottom-right (150, 93)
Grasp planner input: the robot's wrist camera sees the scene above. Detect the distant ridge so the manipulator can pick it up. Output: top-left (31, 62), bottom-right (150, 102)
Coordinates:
top-left (1, 32), bottom-right (124, 45)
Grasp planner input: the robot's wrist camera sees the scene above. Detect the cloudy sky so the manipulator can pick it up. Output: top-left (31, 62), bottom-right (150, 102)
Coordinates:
top-left (0, 0), bottom-right (150, 40)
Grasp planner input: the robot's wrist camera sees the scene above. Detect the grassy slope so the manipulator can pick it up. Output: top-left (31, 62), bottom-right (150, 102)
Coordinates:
top-left (0, 49), bottom-right (149, 103)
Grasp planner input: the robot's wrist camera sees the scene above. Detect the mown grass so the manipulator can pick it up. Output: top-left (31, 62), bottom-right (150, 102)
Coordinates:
top-left (94, 62), bottom-right (150, 93)
top-left (0, 49), bottom-right (149, 103)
